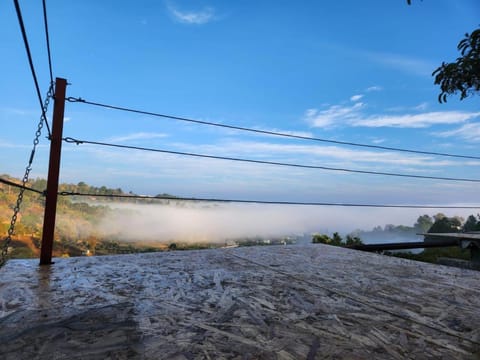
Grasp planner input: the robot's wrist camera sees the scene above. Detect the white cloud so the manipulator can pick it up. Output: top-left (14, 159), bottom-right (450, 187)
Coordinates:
top-left (73, 137), bottom-right (471, 174)
top-left (307, 97), bottom-right (480, 129)
top-left (414, 102), bottom-right (428, 111)
top-left (351, 111), bottom-right (480, 128)
top-left (386, 102), bottom-right (429, 113)
top-left (107, 132), bottom-right (168, 142)
top-left (365, 86), bottom-right (383, 92)
top-left (253, 127), bottom-right (314, 138)
top-left (167, 3), bottom-right (216, 25)
top-left (170, 140), bottom-right (478, 168)
top-left (305, 102), bottom-right (364, 128)
top-left (435, 123), bottom-right (480, 142)
top-left (60, 138), bottom-right (480, 206)
top-left (350, 94), bottom-right (364, 102)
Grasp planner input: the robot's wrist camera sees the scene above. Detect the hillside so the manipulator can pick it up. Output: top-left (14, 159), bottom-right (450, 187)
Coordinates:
top-left (0, 175), bottom-right (171, 258)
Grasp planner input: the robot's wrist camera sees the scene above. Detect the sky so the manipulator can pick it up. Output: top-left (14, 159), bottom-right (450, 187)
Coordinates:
top-left (1, 0), bottom-right (480, 234)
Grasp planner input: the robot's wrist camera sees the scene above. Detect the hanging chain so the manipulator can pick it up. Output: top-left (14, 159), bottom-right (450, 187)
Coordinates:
top-left (0, 84), bottom-right (54, 268)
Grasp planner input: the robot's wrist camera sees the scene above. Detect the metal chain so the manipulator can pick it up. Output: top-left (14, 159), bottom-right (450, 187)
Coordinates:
top-left (0, 84), bottom-right (54, 268)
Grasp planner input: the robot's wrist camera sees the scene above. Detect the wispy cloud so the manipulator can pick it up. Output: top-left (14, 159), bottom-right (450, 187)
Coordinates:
top-left (305, 102), bottom-right (364, 128)
top-left (414, 102), bottom-right (428, 111)
top-left (326, 41), bottom-right (434, 77)
top-left (365, 86), bottom-right (383, 92)
top-left (434, 123), bottom-right (480, 142)
top-left (306, 97), bottom-right (480, 129)
top-left (386, 102), bottom-right (429, 113)
top-left (253, 127), bottom-right (314, 138)
top-left (371, 138), bottom-right (386, 144)
top-left (107, 132), bottom-right (168, 142)
top-left (351, 111), bottom-right (480, 128)
top-left (364, 51), bottom-right (435, 77)
top-left (167, 2), bottom-right (216, 25)
top-left (169, 140), bottom-right (477, 168)
top-left (61, 138), bottom-right (480, 206)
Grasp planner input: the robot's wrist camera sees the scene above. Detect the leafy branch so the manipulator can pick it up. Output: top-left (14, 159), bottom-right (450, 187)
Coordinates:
top-left (432, 29), bottom-right (480, 103)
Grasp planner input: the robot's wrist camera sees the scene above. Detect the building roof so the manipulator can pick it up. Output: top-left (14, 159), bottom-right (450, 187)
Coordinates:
top-left (1, 244), bottom-right (479, 359)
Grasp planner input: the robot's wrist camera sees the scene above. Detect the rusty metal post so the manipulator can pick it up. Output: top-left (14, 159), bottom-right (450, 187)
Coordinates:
top-left (40, 78), bottom-right (67, 265)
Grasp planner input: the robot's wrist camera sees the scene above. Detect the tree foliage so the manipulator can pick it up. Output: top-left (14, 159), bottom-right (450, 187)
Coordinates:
top-left (312, 232), bottom-right (363, 247)
top-left (463, 214), bottom-right (480, 232)
top-left (414, 214), bottom-right (433, 233)
top-left (427, 215), bottom-right (462, 234)
top-left (432, 29), bottom-right (480, 103)
top-left (407, 1), bottom-right (479, 103)
top-left (345, 235), bottom-right (363, 246)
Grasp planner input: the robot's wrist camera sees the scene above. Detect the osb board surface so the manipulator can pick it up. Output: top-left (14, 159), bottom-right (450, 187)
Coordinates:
top-left (0, 244), bottom-right (479, 359)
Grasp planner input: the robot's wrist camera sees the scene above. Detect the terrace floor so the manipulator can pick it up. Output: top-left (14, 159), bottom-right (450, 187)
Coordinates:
top-left (1, 244), bottom-right (479, 359)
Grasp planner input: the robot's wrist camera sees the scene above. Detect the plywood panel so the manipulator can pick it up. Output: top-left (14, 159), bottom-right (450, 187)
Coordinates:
top-left (1, 244), bottom-right (479, 359)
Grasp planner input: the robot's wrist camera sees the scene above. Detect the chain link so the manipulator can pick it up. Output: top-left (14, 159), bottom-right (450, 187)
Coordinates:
top-left (0, 84), bottom-right (54, 268)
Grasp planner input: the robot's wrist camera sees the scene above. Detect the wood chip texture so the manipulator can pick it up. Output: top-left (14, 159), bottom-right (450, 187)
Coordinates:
top-left (0, 244), bottom-right (479, 359)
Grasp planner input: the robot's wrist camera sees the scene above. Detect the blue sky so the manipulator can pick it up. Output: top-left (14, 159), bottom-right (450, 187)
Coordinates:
top-left (1, 0), bottom-right (480, 210)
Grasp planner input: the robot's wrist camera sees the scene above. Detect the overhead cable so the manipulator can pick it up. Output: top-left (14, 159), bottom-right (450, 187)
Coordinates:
top-left (0, 177), bottom-right (44, 195)
top-left (59, 191), bottom-right (480, 209)
top-left (42, 0), bottom-right (54, 85)
top-left (66, 96), bottom-right (480, 161)
top-left (13, 0), bottom-right (52, 137)
top-left (63, 137), bottom-right (480, 183)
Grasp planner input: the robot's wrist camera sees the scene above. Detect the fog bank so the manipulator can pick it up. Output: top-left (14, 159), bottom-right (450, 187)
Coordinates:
top-left (96, 202), bottom-right (476, 243)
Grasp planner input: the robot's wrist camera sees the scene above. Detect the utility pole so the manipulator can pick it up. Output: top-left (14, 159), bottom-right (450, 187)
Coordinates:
top-left (40, 78), bottom-right (67, 265)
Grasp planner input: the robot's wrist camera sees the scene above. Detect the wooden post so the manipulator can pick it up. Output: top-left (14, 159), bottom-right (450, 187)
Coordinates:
top-left (40, 78), bottom-right (67, 265)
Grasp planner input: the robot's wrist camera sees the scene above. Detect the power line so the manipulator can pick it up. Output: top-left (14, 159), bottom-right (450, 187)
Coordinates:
top-left (2, 172), bottom-right (476, 208)
top-left (42, 0), bottom-right (54, 85)
top-left (13, 0), bottom-right (52, 137)
top-left (1, 174), bottom-right (473, 208)
top-left (66, 96), bottom-right (480, 161)
top-left (63, 136), bottom-right (480, 183)
top-left (0, 177), bottom-right (44, 195)
top-left (59, 191), bottom-right (480, 209)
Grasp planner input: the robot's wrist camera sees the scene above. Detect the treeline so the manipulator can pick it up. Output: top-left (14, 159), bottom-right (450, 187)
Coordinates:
top-left (312, 213), bottom-right (475, 248)
top-left (312, 232), bottom-right (363, 246)
top-left (348, 213), bottom-right (477, 242)
top-left (311, 213), bottom-right (478, 266)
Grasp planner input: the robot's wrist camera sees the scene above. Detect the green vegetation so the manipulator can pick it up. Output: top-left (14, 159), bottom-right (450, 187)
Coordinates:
top-left (313, 214), bottom-right (480, 268)
top-left (237, 237), bottom-right (296, 247)
top-left (312, 232), bottom-right (363, 247)
top-left (167, 242), bottom-right (213, 251)
top-left (407, 1), bottom-right (480, 103)
top-left (433, 28), bottom-right (480, 103)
